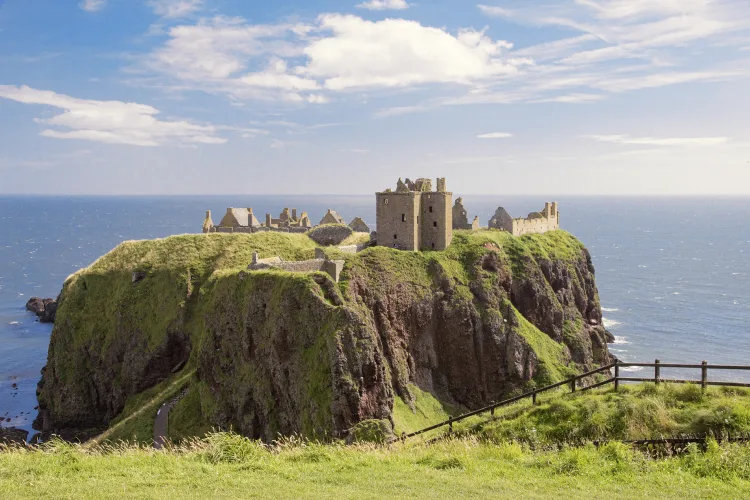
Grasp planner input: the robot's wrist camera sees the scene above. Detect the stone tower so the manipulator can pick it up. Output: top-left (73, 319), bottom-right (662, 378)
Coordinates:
top-left (376, 177), bottom-right (453, 251)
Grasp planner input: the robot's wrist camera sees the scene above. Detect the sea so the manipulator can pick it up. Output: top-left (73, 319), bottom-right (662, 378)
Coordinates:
top-left (1, 195), bottom-right (749, 435)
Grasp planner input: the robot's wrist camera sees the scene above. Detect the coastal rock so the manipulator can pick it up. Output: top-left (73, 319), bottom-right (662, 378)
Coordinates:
top-left (25, 297), bottom-right (46, 316)
top-left (0, 426), bottom-right (28, 445)
top-left (25, 297), bottom-right (57, 323)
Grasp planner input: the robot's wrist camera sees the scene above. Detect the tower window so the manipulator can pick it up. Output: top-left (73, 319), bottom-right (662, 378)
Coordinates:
top-left (384, 199), bottom-right (389, 205)
top-left (429, 206), bottom-right (433, 213)
top-left (433, 221), bottom-right (438, 228)
top-left (401, 214), bottom-right (406, 222)
top-left (394, 234), bottom-right (397, 239)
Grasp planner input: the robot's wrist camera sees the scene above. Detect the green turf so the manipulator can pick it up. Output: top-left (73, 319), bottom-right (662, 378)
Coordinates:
top-left (2, 434), bottom-right (750, 499)
top-left (450, 384), bottom-right (750, 444)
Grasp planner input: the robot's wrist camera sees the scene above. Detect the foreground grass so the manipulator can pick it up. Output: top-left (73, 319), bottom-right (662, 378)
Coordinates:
top-left (456, 383), bottom-right (750, 445)
top-left (2, 434), bottom-right (750, 499)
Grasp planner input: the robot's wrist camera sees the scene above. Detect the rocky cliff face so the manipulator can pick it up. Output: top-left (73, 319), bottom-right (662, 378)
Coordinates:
top-left (34, 231), bottom-right (612, 441)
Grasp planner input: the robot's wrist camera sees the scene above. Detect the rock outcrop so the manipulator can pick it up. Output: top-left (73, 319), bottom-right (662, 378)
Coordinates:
top-left (25, 297), bottom-right (57, 323)
top-left (33, 231), bottom-right (612, 442)
top-left (0, 426), bottom-right (28, 445)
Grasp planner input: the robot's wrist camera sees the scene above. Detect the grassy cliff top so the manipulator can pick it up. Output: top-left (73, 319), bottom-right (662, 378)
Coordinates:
top-left (83, 230), bottom-right (581, 269)
top-left (66, 229), bottom-right (585, 288)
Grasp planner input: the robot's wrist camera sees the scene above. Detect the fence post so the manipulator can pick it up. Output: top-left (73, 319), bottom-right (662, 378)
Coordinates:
top-left (701, 360), bottom-right (708, 391)
top-left (614, 359), bottom-right (619, 392)
top-left (490, 403), bottom-right (495, 417)
top-left (655, 359), bottom-right (660, 386)
top-left (570, 378), bottom-right (576, 393)
top-left (448, 417), bottom-right (453, 434)
top-left (532, 390), bottom-right (537, 405)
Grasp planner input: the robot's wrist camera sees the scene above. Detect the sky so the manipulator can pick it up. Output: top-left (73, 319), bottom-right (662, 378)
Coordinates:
top-left (0, 0), bottom-right (749, 195)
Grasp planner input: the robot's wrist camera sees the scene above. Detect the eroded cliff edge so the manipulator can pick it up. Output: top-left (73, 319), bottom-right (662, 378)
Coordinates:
top-left (34, 230), bottom-right (613, 441)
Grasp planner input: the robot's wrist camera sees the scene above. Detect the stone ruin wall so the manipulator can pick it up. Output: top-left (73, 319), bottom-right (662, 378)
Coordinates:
top-left (209, 226), bottom-right (310, 234)
top-left (511, 214), bottom-right (559, 236)
top-left (249, 248), bottom-right (345, 282)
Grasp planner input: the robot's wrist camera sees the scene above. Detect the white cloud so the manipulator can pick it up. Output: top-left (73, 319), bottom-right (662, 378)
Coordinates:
top-left (534, 93), bottom-right (605, 103)
top-left (135, 2), bottom-right (748, 112)
top-left (449, 1), bottom-right (750, 109)
top-left (300, 14), bottom-right (518, 90)
top-left (478, 132), bottom-right (513, 139)
top-left (357, 0), bottom-right (410, 11)
top-left (142, 14), bottom-right (523, 103)
top-left (80, 0), bottom-right (105, 12)
top-left (307, 94), bottom-right (331, 104)
top-left (583, 134), bottom-right (731, 146)
top-left (148, 0), bottom-right (203, 18)
top-left (0, 85), bottom-right (225, 147)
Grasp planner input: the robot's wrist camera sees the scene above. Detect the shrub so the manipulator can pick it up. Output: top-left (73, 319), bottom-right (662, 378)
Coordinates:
top-left (347, 419), bottom-right (394, 444)
top-left (308, 224), bottom-right (353, 246)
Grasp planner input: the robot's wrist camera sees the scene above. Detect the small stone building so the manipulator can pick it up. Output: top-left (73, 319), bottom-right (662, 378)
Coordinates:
top-left (348, 217), bottom-right (370, 233)
top-left (219, 208), bottom-right (260, 228)
top-left (376, 177), bottom-right (453, 251)
top-left (319, 209), bottom-right (345, 225)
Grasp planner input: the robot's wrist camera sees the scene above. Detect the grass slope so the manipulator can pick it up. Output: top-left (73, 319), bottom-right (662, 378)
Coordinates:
top-left (451, 384), bottom-right (750, 444)
top-left (2, 434), bottom-right (750, 499)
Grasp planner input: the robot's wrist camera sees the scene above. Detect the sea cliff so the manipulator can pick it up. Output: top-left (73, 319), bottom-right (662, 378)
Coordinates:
top-left (34, 230), bottom-right (612, 442)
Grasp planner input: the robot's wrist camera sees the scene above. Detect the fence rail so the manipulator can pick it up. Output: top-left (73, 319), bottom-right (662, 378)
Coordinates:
top-left (399, 359), bottom-right (750, 441)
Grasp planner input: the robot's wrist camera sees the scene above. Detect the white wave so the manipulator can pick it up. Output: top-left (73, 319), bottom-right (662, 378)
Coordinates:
top-left (637, 265), bottom-right (648, 268)
top-left (8, 321), bottom-right (20, 326)
top-left (612, 336), bottom-right (629, 345)
top-left (621, 366), bottom-right (643, 373)
top-left (602, 318), bottom-right (621, 328)
top-left (601, 307), bottom-right (619, 312)
top-left (671, 292), bottom-right (681, 295)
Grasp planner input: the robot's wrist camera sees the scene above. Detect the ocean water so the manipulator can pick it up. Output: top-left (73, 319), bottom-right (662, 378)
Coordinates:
top-left (1, 195), bottom-right (749, 434)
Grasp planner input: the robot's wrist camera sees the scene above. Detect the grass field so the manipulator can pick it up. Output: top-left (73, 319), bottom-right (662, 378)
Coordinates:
top-left (2, 433), bottom-right (750, 499)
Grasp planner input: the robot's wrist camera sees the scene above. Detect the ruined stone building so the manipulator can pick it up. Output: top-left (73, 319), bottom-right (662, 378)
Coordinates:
top-left (376, 177), bottom-right (453, 251)
top-left (348, 217), bottom-right (370, 233)
top-left (319, 209), bottom-right (345, 226)
top-left (265, 208), bottom-right (311, 229)
top-left (488, 202), bottom-right (559, 236)
top-left (203, 207), bottom-right (311, 234)
top-left (452, 198), bottom-right (481, 231)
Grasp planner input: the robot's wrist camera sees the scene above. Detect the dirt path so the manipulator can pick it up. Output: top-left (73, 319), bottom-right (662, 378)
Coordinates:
top-left (153, 389), bottom-right (188, 450)
top-left (84, 370), bottom-right (194, 449)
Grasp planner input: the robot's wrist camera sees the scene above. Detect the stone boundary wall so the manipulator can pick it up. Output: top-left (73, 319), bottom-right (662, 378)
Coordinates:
top-left (275, 259), bottom-right (328, 273)
top-left (511, 214), bottom-right (559, 236)
top-left (249, 250), bottom-right (346, 282)
top-left (210, 226), bottom-right (310, 234)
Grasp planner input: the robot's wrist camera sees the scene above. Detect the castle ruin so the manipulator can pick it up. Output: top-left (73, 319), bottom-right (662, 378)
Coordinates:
top-left (488, 202), bottom-right (559, 236)
top-left (203, 207), bottom-right (312, 234)
top-left (376, 177), bottom-right (453, 251)
top-left (452, 197), bottom-right (481, 231)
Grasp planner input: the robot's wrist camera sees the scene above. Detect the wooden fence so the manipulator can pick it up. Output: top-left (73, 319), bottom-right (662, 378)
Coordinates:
top-left (400, 359), bottom-right (750, 441)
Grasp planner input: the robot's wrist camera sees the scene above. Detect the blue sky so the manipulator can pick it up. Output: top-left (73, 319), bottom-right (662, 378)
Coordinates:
top-left (0, 0), bottom-right (749, 195)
